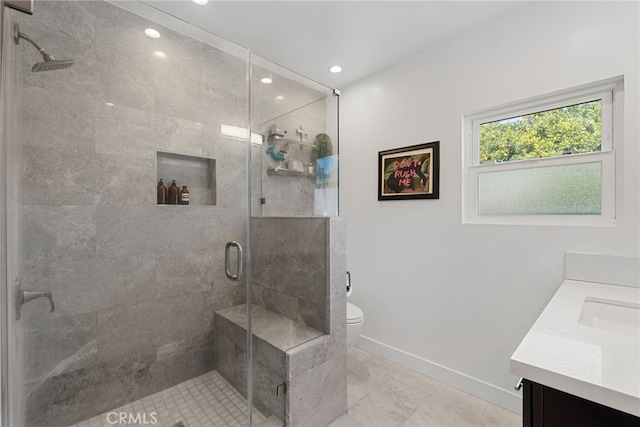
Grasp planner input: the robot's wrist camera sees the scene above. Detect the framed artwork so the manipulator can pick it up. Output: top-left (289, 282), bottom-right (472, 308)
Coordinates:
top-left (378, 141), bottom-right (440, 201)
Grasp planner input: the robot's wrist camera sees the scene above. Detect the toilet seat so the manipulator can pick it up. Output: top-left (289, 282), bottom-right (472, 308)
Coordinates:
top-left (347, 302), bottom-right (364, 324)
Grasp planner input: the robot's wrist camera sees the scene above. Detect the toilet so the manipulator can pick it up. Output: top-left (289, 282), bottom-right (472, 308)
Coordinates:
top-left (346, 302), bottom-right (364, 350)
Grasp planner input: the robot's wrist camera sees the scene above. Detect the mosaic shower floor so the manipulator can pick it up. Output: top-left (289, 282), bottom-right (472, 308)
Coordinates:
top-left (71, 370), bottom-right (268, 427)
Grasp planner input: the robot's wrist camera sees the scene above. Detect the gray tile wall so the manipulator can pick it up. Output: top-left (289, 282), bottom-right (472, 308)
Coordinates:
top-left (286, 217), bottom-right (348, 426)
top-left (251, 217), bottom-right (330, 332)
top-left (13, 1), bottom-right (329, 425)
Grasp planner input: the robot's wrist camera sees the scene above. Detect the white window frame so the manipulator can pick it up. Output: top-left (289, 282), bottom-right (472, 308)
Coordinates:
top-left (462, 77), bottom-right (623, 226)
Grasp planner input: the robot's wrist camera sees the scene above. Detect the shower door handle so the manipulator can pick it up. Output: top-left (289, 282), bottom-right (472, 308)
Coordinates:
top-left (225, 241), bottom-right (243, 281)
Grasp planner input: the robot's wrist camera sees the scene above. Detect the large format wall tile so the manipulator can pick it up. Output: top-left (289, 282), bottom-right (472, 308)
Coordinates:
top-left (23, 204), bottom-right (96, 270)
top-left (22, 254), bottom-right (156, 319)
top-left (97, 292), bottom-right (204, 361)
top-left (22, 145), bottom-right (101, 206)
top-left (156, 248), bottom-right (216, 298)
top-left (202, 47), bottom-right (247, 97)
top-left (155, 71), bottom-right (244, 125)
top-left (94, 151), bottom-right (156, 205)
top-left (252, 217), bottom-right (328, 332)
top-left (288, 355), bottom-right (348, 427)
top-left (23, 147), bottom-right (155, 206)
top-left (95, 205), bottom-right (244, 257)
top-left (95, 44), bottom-right (156, 111)
top-left (26, 351), bottom-right (157, 427)
top-left (152, 332), bottom-right (216, 391)
top-left (204, 281), bottom-right (246, 330)
top-left (22, 85), bottom-right (96, 151)
top-left (96, 102), bottom-right (197, 155)
top-left (252, 284), bottom-right (301, 322)
top-left (285, 217), bottom-right (347, 425)
top-left (18, 0), bottom-right (97, 47)
top-left (24, 312), bottom-right (98, 383)
top-left (215, 150), bottom-right (249, 209)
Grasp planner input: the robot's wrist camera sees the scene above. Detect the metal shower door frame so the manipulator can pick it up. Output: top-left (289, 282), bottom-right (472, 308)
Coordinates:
top-left (0, 4), bottom-right (25, 427)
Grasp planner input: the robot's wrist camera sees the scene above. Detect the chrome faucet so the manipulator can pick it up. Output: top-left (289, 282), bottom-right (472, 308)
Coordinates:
top-left (15, 277), bottom-right (55, 320)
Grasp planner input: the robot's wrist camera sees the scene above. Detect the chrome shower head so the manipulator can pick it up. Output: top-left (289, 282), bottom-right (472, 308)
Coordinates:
top-left (31, 58), bottom-right (75, 72)
top-left (13, 24), bottom-right (75, 72)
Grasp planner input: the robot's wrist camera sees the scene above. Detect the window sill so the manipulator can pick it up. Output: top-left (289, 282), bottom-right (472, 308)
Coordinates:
top-left (462, 215), bottom-right (619, 227)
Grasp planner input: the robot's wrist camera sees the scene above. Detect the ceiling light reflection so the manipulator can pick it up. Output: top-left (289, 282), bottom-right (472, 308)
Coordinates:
top-left (144, 28), bottom-right (161, 39)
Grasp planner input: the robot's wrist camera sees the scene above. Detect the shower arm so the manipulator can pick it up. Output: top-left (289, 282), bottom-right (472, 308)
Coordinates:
top-left (14, 24), bottom-right (56, 61)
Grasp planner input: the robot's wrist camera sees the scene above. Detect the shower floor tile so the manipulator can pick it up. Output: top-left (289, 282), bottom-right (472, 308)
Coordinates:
top-left (71, 370), bottom-right (266, 427)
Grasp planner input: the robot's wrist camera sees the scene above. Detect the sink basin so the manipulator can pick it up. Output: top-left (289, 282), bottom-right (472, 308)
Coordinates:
top-left (579, 297), bottom-right (640, 335)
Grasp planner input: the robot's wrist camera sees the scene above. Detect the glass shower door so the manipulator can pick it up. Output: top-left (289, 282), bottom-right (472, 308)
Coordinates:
top-left (2, 1), bottom-right (256, 426)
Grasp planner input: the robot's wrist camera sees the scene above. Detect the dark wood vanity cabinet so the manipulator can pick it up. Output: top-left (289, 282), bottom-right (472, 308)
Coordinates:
top-left (522, 379), bottom-right (640, 427)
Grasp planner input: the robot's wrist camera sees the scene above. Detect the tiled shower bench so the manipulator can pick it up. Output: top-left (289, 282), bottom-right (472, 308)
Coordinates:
top-left (215, 304), bottom-right (334, 425)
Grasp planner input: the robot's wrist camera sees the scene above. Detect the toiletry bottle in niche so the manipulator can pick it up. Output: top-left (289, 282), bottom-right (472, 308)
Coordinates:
top-left (168, 180), bottom-right (179, 205)
top-left (157, 179), bottom-right (167, 204)
top-left (180, 185), bottom-right (190, 205)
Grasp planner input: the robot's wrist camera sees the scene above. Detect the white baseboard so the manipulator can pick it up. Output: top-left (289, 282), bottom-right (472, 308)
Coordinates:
top-left (356, 335), bottom-right (523, 415)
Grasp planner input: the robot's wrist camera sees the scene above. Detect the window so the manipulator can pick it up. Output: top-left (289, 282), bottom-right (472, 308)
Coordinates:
top-left (463, 77), bottom-right (623, 225)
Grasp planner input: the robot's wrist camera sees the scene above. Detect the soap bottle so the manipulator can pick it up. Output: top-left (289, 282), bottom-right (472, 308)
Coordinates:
top-left (157, 179), bottom-right (167, 204)
top-left (168, 180), bottom-right (179, 205)
top-left (180, 185), bottom-right (190, 205)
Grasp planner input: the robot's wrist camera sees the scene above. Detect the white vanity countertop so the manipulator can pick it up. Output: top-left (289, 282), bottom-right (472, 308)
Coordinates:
top-left (511, 279), bottom-right (640, 417)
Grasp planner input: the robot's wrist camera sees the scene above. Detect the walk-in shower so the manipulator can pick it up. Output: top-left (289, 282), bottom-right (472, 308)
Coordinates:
top-left (13, 23), bottom-right (75, 71)
top-left (1, 1), bottom-right (343, 426)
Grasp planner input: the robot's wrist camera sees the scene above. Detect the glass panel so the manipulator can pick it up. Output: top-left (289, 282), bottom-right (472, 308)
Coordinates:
top-left (7, 1), bottom-right (255, 426)
top-left (248, 53), bottom-right (340, 424)
top-left (251, 54), bottom-right (339, 218)
top-left (477, 162), bottom-right (602, 215)
top-left (480, 100), bottom-right (602, 163)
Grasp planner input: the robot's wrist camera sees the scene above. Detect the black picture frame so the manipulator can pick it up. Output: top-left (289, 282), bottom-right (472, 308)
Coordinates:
top-left (378, 141), bottom-right (440, 201)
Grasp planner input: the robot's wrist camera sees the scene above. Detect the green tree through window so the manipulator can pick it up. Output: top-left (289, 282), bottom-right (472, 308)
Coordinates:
top-left (479, 100), bottom-right (602, 163)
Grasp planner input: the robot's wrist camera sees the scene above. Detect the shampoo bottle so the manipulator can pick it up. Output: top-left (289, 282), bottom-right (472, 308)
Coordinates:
top-left (168, 180), bottom-right (179, 205)
top-left (157, 179), bottom-right (167, 204)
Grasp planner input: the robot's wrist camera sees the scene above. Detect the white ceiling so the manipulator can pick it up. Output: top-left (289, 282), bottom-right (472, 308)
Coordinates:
top-left (145, 1), bottom-right (533, 89)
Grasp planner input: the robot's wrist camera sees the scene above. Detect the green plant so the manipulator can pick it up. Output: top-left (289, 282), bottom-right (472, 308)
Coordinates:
top-left (315, 133), bottom-right (333, 158)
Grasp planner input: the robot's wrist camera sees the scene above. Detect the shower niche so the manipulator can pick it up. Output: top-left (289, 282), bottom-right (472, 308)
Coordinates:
top-left (156, 151), bottom-right (216, 206)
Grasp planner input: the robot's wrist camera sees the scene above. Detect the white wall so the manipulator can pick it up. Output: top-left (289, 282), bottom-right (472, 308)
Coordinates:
top-left (340, 1), bottom-right (639, 413)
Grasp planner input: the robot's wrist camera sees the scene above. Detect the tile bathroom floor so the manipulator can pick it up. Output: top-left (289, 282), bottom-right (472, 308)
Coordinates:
top-left (72, 347), bottom-right (520, 427)
top-left (330, 346), bottom-right (522, 427)
top-left (71, 370), bottom-right (267, 427)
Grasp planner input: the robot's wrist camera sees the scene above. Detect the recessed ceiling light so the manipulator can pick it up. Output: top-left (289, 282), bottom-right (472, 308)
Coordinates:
top-left (276, 95), bottom-right (285, 100)
top-left (144, 28), bottom-right (161, 39)
top-left (105, 102), bottom-right (114, 107)
top-left (192, 0), bottom-right (208, 4)
top-left (329, 65), bottom-right (342, 73)
top-left (261, 77), bottom-right (273, 84)
top-left (154, 51), bottom-right (167, 59)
